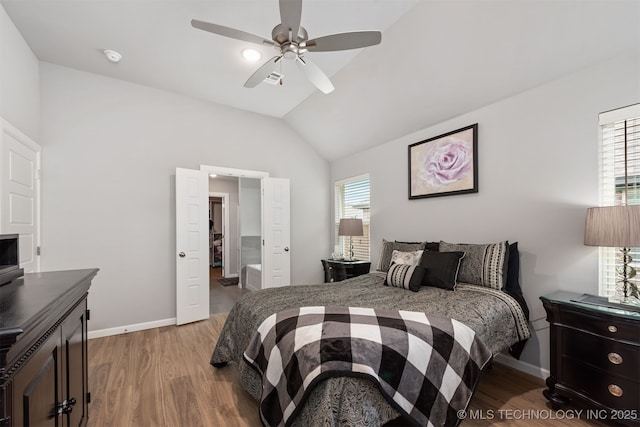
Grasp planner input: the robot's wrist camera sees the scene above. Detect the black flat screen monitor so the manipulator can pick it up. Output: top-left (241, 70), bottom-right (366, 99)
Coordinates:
top-left (0, 234), bottom-right (21, 285)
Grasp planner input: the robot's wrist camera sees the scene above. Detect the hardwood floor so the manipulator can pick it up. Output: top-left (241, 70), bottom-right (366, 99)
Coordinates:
top-left (87, 313), bottom-right (605, 427)
top-left (209, 266), bottom-right (251, 314)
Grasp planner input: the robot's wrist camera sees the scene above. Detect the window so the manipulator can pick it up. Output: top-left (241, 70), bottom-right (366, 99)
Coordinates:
top-left (335, 175), bottom-right (370, 261)
top-left (598, 104), bottom-right (640, 298)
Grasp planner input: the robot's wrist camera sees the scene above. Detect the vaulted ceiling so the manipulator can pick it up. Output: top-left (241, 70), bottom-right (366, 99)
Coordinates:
top-left (3, 0), bottom-right (639, 161)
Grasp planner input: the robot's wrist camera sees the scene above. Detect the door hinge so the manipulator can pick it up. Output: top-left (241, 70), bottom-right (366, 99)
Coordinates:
top-left (86, 309), bottom-right (90, 321)
top-left (87, 392), bottom-right (91, 404)
top-left (36, 246), bottom-right (41, 256)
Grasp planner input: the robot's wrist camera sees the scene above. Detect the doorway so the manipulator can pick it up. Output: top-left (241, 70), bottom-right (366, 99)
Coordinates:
top-left (175, 165), bottom-right (291, 324)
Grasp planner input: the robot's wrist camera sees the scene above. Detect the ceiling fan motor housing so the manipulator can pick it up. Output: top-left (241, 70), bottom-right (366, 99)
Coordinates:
top-left (272, 24), bottom-right (308, 59)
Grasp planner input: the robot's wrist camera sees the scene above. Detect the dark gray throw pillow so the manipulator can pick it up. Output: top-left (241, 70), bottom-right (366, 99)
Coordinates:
top-left (420, 251), bottom-right (465, 290)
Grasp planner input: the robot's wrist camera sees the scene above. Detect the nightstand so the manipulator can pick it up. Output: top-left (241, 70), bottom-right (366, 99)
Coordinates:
top-left (321, 259), bottom-right (371, 283)
top-left (541, 291), bottom-right (639, 426)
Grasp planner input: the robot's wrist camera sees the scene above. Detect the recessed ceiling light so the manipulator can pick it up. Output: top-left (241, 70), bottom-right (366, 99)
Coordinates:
top-left (209, 174), bottom-right (217, 178)
top-left (103, 49), bottom-right (122, 63)
top-left (241, 48), bottom-right (262, 62)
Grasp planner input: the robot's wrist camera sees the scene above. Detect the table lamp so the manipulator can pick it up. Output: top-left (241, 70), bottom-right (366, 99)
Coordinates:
top-left (585, 205), bottom-right (640, 304)
top-left (338, 218), bottom-right (363, 261)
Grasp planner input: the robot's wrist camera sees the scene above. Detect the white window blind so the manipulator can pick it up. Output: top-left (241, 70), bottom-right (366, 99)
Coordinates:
top-left (335, 175), bottom-right (370, 261)
top-left (598, 104), bottom-right (640, 298)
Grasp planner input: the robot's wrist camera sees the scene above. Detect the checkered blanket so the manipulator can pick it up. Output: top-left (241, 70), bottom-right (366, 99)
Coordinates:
top-left (243, 306), bottom-right (493, 427)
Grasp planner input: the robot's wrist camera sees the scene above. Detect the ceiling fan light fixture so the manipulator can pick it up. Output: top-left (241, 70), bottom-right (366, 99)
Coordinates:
top-left (103, 49), bottom-right (122, 63)
top-left (241, 48), bottom-right (262, 62)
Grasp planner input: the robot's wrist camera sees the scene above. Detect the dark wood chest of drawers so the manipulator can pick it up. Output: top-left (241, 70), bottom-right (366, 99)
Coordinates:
top-left (541, 291), bottom-right (639, 426)
top-left (0, 269), bottom-right (98, 427)
top-left (321, 259), bottom-right (371, 283)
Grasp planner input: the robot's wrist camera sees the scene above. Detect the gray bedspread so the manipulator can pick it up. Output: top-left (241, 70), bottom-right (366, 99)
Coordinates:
top-left (211, 272), bottom-right (530, 426)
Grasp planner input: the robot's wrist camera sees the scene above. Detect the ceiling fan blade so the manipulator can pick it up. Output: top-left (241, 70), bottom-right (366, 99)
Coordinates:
top-left (296, 57), bottom-right (334, 94)
top-left (305, 31), bottom-right (382, 52)
top-left (244, 56), bottom-right (282, 88)
top-left (279, 0), bottom-right (302, 38)
top-left (191, 19), bottom-right (275, 46)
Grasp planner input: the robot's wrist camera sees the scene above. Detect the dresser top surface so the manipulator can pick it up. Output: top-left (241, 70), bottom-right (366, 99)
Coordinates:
top-left (0, 269), bottom-right (98, 336)
top-left (541, 290), bottom-right (640, 320)
top-left (323, 259), bottom-right (371, 265)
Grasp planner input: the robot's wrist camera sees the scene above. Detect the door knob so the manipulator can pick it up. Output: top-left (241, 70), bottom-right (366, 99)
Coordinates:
top-left (284, 247), bottom-right (290, 252)
top-left (179, 252), bottom-right (186, 257)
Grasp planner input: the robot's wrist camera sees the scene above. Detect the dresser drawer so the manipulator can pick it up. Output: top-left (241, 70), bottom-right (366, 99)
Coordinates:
top-left (560, 359), bottom-right (640, 411)
top-left (559, 307), bottom-right (639, 342)
top-left (561, 329), bottom-right (639, 377)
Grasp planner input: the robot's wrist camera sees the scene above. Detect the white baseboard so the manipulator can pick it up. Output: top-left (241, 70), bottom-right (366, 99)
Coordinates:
top-left (88, 318), bottom-right (176, 339)
top-left (494, 353), bottom-right (549, 380)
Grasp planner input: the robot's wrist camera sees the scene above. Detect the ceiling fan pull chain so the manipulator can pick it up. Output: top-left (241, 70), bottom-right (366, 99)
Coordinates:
top-left (280, 60), bottom-right (284, 86)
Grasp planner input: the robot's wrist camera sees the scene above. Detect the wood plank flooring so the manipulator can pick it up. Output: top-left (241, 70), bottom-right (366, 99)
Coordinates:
top-left (210, 267), bottom-right (251, 314)
top-left (87, 313), bottom-right (605, 427)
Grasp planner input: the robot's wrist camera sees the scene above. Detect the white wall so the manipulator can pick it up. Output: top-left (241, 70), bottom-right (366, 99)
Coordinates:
top-left (0, 4), bottom-right (39, 141)
top-left (239, 177), bottom-right (261, 236)
top-left (331, 54), bottom-right (640, 372)
top-left (39, 62), bottom-right (331, 332)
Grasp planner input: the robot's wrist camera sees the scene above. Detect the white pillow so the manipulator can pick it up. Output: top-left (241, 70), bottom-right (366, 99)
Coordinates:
top-left (390, 249), bottom-right (424, 266)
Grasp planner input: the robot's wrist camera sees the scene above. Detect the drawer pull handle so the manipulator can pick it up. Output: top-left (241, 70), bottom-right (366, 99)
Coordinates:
top-left (607, 325), bottom-right (618, 333)
top-left (608, 352), bottom-right (623, 365)
top-left (608, 384), bottom-right (623, 397)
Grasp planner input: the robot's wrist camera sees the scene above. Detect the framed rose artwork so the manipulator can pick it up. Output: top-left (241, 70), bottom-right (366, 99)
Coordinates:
top-left (408, 124), bottom-right (478, 199)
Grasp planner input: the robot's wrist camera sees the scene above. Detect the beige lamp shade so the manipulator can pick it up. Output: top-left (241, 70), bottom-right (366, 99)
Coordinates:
top-left (338, 218), bottom-right (363, 237)
top-left (584, 205), bottom-right (640, 247)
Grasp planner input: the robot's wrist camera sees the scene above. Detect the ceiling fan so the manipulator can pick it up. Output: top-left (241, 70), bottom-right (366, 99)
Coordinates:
top-left (191, 0), bottom-right (382, 94)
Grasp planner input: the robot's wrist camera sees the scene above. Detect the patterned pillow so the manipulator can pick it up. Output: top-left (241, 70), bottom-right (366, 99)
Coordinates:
top-left (419, 251), bottom-right (465, 290)
top-left (384, 262), bottom-right (425, 292)
top-left (439, 241), bottom-right (509, 290)
top-left (376, 239), bottom-right (426, 272)
top-left (390, 249), bottom-right (424, 266)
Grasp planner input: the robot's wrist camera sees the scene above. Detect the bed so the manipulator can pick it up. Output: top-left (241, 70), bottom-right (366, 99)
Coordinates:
top-left (211, 250), bottom-right (531, 426)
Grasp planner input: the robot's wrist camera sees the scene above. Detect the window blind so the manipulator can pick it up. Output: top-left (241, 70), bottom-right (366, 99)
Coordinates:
top-left (335, 175), bottom-right (370, 261)
top-left (598, 104), bottom-right (640, 298)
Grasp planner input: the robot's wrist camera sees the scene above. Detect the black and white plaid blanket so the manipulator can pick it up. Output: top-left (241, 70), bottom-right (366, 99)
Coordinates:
top-left (243, 306), bottom-right (493, 427)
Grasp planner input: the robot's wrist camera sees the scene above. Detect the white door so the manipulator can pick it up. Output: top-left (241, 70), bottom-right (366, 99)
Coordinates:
top-left (175, 168), bottom-right (209, 325)
top-left (261, 177), bottom-right (291, 288)
top-left (0, 119), bottom-right (41, 273)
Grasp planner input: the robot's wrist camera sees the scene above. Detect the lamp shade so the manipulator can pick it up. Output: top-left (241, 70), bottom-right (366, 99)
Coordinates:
top-left (584, 205), bottom-right (640, 247)
top-left (338, 218), bottom-right (363, 237)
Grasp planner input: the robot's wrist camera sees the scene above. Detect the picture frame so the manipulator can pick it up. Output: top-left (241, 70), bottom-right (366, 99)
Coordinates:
top-left (408, 123), bottom-right (478, 199)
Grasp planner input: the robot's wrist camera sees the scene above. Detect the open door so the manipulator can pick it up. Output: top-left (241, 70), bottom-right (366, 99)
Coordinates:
top-left (0, 119), bottom-right (41, 273)
top-left (261, 177), bottom-right (291, 288)
top-left (175, 168), bottom-right (209, 325)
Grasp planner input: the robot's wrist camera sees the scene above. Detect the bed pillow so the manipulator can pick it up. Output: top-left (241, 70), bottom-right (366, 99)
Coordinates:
top-left (390, 249), bottom-right (424, 266)
top-left (505, 242), bottom-right (522, 295)
top-left (376, 239), bottom-right (425, 272)
top-left (385, 262), bottom-right (425, 292)
top-left (396, 240), bottom-right (440, 252)
top-left (419, 251), bottom-right (465, 290)
top-left (439, 240), bottom-right (509, 290)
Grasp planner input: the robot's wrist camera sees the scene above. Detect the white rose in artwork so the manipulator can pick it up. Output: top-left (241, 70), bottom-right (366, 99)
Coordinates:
top-left (418, 137), bottom-right (472, 188)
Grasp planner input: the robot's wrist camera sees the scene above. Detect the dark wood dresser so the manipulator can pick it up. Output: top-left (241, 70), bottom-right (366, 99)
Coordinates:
top-left (0, 269), bottom-right (98, 427)
top-left (321, 259), bottom-right (371, 283)
top-left (541, 291), bottom-right (639, 425)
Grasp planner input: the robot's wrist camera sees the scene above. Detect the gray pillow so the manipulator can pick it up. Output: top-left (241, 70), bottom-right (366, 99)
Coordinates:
top-left (439, 240), bottom-right (509, 289)
top-left (376, 239), bottom-right (426, 272)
